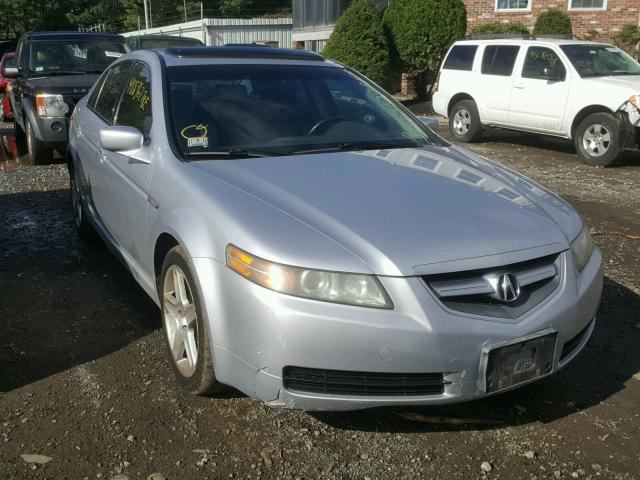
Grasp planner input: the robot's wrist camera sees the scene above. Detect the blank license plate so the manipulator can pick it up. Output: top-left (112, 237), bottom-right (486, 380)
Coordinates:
top-left (485, 332), bottom-right (557, 394)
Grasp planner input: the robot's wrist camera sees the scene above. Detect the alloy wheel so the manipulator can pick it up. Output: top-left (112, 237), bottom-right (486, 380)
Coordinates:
top-left (453, 108), bottom-right (471, 136)
top-left (582, 123), bottom-right (610, 157)
top-left (163, 265), bottom-right (199, 378)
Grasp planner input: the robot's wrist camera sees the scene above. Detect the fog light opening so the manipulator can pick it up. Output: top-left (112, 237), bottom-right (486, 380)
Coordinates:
top-left (51, 122), bottom-right (63, 133)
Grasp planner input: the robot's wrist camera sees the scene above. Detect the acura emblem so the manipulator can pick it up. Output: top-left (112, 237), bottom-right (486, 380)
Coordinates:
top-left (497, 273), bottom-right (520, 303)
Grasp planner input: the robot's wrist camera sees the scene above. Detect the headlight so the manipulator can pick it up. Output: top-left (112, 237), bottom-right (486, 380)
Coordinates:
top-left (35, 93), bottom-right (69, 117)
top-left (570, 227), bottom-right (594, 273)
top-left (226, 245), bottom-right (393, 309)
top-left (629, 95), bottom-right (640, 109)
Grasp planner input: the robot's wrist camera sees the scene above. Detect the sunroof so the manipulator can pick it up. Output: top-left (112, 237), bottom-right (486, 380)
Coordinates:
top-left (164, 46), bottom-right (325, 61)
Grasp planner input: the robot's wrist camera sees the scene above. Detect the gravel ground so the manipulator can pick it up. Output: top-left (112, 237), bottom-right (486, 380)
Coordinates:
top-left (0, 110), bottom-right (639, 480)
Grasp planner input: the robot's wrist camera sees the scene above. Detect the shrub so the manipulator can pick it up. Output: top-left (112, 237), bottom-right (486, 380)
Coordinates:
top-left (612, 24), bottom-right (640, 56)
top-left (384, 0), bottom-right (466, 96)
top-left (470, 22), bottom-right (529, 36)
top-left (323, 0), bottom-right (390, 88)
top-left (533, 9), bottom-right (572, 37)
top-left (581, 29), bottom-right (602, 42)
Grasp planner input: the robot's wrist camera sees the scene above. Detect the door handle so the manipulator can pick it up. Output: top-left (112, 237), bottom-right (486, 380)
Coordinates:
top-left (514, 84), bottom-right (525, 89)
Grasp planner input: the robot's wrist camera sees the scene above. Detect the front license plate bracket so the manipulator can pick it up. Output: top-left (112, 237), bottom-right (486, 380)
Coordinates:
top-left (479, 329), bottom-right (557, 394)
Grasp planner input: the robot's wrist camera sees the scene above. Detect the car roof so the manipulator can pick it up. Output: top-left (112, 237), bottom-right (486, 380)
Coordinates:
top-left (134, 34), bottom-right (203, 41)
top-left (454, 37), bottom-right (609, 47)
top-left (157, 46), bottom-right (328, 66)
top-left (23, 31), bottom-right (126, 42)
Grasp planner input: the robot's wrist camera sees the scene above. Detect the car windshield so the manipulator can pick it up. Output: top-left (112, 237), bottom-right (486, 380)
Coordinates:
top-left (560, 44), bottom-right (640, 78)
top-left (166, 64), bottom-right (435, 159)
top-left (29, 40), bottom-right (128, 75)
top-left (139, 38), bottom-right (203, 49)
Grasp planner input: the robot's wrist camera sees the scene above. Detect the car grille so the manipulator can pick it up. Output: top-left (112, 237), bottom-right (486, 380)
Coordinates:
top-left (560, 320), bottom-right (593, 361)
top-left (283, 366), bottom-right (446, 396)
top-left (423, 253), bottom-right (562, 320)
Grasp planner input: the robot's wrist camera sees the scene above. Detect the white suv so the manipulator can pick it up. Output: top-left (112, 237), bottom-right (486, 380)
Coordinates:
top-left (433, 37), bottom-right (640, 166)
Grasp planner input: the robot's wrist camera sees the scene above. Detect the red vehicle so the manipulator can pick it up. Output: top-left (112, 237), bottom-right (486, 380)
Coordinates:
top-left (0, 52), bottom-right (15, 121)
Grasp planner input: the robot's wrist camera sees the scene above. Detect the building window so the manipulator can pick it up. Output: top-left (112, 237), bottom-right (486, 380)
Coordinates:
top-left (495, 0), bottom-right (531, 11)
top-left (568, 0), bottom-right (606, 10)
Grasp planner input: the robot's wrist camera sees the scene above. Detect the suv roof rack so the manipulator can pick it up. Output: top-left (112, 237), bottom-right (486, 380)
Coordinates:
top-left (164, 46), bottom-right (324, 61)
top-left (464, 34), bottom-right (573, 40)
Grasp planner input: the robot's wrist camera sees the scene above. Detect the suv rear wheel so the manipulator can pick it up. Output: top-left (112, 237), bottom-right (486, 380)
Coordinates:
top-left (575, 113), bottom-right (623, 167)
top-left (449, 100), bottom-right (482, 142)
top-left (25, 119), bottom-right (53, 165)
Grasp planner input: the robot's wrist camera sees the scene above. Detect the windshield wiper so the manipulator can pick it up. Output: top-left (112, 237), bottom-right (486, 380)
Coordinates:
top-left (287, 141), bottom-right (425, 155)
top-left (183, 149), bottom-right (278, 159)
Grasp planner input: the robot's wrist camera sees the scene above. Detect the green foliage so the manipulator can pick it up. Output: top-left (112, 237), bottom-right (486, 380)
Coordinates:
top-left (581, 29), bottom-right (601, 41)
top-left (612, 24), bottom-right (640, 55)
top-left (533, 9), bottom-right (572, 36)
top-left (470, 22), bottom-right (528, 36)
top-left (2, 0), bottom-right (73, 40)
top-left (383, 0), bottom-right (466, 76)
top-left (322, 0), bottom-right (390, 88)
top-left (219, 0), bottom-right (291, 18)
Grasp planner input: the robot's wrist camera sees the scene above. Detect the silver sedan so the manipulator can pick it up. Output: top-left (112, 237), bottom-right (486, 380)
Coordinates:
top-left (67, 46), bottom-right (602, 410)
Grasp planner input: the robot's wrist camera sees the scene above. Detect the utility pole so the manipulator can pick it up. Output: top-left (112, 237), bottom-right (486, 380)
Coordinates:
top-left (201, 2), bottom-right (205, 45)
top-left (184, 0), bottom-right (188, 22)
top-left (143, 0), bottom-right (149, 29)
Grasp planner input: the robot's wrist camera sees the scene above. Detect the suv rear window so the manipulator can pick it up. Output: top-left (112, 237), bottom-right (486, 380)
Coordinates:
top-left (442, 45), bottom-right (478, 71)
top-left (481, 45), bottom-right (520, 76)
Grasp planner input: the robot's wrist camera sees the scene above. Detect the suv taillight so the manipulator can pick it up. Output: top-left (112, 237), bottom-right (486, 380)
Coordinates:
top-left (433, 71), bottom-right (441, 93)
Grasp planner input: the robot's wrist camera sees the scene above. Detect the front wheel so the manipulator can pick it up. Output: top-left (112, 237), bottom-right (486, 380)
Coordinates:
top-left (160, 246), bottom-right (225, 395)
top-left (575, 113), bottom-right (623, 167)
top-left (449, 100), bottom-right (482, 142)
top-left (25, 119), bottom-right (53, 166)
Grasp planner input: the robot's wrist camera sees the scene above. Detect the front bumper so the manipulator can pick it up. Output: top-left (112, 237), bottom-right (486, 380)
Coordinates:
top-left (193, 248), bottom-right (602, 411)
top-left (32, 115), bottom-right (68, 144)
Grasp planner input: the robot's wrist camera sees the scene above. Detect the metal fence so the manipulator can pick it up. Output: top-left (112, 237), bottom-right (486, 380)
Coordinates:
top-left (121, 17), bottom-right (293, 49)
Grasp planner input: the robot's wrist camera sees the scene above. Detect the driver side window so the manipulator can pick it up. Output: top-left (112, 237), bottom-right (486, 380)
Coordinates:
top-left (93, 61), bottom-right (134, 123)
top-left (115, 62), bottom-right (152, 138)
top-left (522, 47), bottom-right (566, 80)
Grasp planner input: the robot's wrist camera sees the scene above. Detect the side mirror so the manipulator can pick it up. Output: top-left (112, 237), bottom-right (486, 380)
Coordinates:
top-left (417, 115), bottom-right (439, 132)
top-left (541, 66), bottom-right (562, 81)
top-left (2, 66), bottom-right (19, 78)
top-left (99, 126), bottom-right (148, 162)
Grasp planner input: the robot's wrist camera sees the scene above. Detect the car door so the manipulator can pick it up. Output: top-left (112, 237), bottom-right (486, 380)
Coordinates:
top-left (80, 60), bottom-right (135, 234)
top-left (477, 44), bottom-right (521, 125)
top-left (508, 46), bottom-right (570, 133)
top-left (99, 61), bottom-right (154, 266)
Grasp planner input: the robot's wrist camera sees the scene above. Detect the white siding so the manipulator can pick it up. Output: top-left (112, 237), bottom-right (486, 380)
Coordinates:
top-left (122, 18), bottom-right (292, 48)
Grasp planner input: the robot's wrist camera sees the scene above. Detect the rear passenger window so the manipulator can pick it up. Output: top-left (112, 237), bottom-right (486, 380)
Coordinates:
top-left (481, 45), bottom-right (520, 76)
top-left (442, 45), bottom-right (478, 71)
top-left (87, 73), bottom-right (109, 110)
top-left (93, 61), bottom-right (134, 123)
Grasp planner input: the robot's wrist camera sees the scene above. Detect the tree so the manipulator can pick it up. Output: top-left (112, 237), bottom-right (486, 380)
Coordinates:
top-left (219, 0), bottom-right (291, 18)
top-left (533, 9), bottom-right (572, 36)
top-left (322, 0), bottom-right (390, 88)
top-left (384, 0), bottom-right (466, 97)
top-left (470, 22), bottom-right (528, 36)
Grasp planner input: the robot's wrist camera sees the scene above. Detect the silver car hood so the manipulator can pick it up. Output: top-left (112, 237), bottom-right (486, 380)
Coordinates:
top-left (192, 146), bottom-right (579, 276)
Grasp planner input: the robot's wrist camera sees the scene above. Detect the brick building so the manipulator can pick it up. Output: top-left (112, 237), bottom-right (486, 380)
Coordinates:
top-left (465, 0), bottom-right (640, 39)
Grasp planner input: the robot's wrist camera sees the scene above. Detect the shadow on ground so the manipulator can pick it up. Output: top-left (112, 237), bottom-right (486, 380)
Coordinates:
top-left (0, 188), bottom-right (159, 392)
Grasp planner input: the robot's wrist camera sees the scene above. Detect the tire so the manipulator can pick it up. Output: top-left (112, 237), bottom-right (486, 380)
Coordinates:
top-left (25, 119), bottom-right (53, 166)
top-left (574, 112), bottom-right (623, 167)
top-left (160, 246), bottom-right (224, 395)
top-left (449, 100), bottom-right (482, 142)
top-left (69, 170), bottom-right (96, 240)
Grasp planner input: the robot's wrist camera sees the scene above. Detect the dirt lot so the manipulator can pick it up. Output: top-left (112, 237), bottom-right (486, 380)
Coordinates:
top-left (1, 109), bottom-right (639, 480)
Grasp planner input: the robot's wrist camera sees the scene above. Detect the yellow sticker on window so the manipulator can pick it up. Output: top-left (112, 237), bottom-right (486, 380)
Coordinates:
top-left (181, 124), bottom-right (209, 148)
